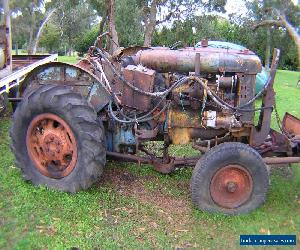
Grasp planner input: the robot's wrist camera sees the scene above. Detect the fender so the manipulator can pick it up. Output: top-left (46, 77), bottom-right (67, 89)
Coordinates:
top-left (19, 61), bottom-right (112, 112)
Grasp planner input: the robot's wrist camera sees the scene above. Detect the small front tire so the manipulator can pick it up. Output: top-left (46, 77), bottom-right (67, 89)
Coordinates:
top-left (191, 142), bottom-right (269, 215)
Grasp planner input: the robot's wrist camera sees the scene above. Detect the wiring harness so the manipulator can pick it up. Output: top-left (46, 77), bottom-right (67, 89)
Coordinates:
top-left (90, 46), bottom-right (274, 124)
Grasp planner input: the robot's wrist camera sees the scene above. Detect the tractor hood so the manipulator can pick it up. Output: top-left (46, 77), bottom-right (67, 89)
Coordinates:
top-left (133, 47), bottom-right (262, 74)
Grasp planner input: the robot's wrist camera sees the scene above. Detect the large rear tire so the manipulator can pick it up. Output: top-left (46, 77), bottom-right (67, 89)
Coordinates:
top-left (191, 142), bottom-right (269, 215)
top-left (10, 84), bottom-right (106, 192)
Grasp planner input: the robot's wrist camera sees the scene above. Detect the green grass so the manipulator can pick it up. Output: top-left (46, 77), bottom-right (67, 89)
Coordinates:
top-left (0, 70), bottom-right (299, 249)
top-left (270, 70), bottom-right (300, 129)
top-left (57, 56), bottom-right (78, 64)
top-left (11, 51), bottom-right (79, 65)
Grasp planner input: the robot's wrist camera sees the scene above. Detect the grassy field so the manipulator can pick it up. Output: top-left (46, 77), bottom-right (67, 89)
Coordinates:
top-left (0, 69), bottom-right (299, 249)
top-left (57, 56), bottom-right (78, 64)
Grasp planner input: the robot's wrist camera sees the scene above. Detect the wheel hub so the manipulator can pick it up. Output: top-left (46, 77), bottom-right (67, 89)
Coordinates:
top-left (26, 113), bottom-right (78, 179)
top-left (227, 181), bottom-right (237, 193)
top-left (44, 134), bottom-right (63, 157)
top-left (210, 165), bottom-right (253, 209)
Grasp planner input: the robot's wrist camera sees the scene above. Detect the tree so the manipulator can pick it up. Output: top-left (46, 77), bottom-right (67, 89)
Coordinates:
top-left (9, 0), bottom-right (97, 54)
top-left (138, 0), bottom-right (228, 47)
top-left (115, 0), bottom-right (144, 47)
top-left (106, 0), bottom-right (119, 53)
top-left (39, 22), bottom-right (60, 53)
top-left (251, 0), bottom-right (300, 69)
top-left (142, 0), bottom-right (157, 46)
top-left (140, 0), bottom-right (194, 46)
top-left (88, 0), bottom-right (108, 35)
top-left (53, 0), bottom-right (96, 55)
top-left (9, 0), bottom-right (59, 54)
top-left (88, 0), bottom-right (227, 49)
top-left (9, 0), bottom-right (45, 54)
top-left (32, 8), bottom-right (57, 54)
top-left (88, 0), bottom-right (120, 54)
top-left (74, 26), bottom-right (99, 55)
top-left (153, 15), bottom-right (237, 47)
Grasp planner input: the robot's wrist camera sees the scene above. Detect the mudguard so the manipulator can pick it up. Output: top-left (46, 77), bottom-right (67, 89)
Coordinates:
top-left (19, 61), bottom-right (112, 112)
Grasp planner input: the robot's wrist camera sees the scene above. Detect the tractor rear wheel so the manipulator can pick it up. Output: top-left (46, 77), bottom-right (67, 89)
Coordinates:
top-left (191, 142), bottom-right (269, 215)
top-left (10, 84), bottom-right (106, 192)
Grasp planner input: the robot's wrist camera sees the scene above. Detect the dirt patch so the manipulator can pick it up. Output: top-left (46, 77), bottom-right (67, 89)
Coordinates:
top-left (100, 168), bottom-right (191, 216)
top-left (270, 164), bottom-right (294, 179)
top-left (98, 167), bottom-right (196, 236)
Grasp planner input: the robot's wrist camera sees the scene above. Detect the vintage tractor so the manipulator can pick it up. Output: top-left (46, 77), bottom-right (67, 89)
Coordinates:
top-left (9, 37), bottom-right (300, 215)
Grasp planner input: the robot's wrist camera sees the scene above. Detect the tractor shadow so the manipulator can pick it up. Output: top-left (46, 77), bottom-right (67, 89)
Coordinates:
top-left (98, 165), bottom-right (191, 215)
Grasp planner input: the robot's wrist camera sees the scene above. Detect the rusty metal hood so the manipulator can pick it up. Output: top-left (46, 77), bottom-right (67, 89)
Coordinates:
top-left (133, 47), bottom-right (262, 74)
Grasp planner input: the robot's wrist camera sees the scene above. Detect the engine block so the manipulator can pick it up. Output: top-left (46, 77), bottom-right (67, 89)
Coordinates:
top-left (92, 45), bottom-right (262, 152)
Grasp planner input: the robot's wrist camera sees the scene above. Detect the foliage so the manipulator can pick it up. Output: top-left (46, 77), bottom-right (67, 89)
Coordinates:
top-left (8, 0), bottom-right (96, 55)
top-left (54, 0), bottom-right (96, 54)
top-left (247, 0), bottom-right (300, 69)
top-left (7, 0), bottom-right (299, 69)
top-left (152, 13), bottom-right (299, 70)
top-left (74, 26), bottom-right (99, 56)
top-left (39, 22), bottom-right (61, 53)
top-left (74, 0), bottom-right (145, 52)
top-left (115, 0), bottom-right (144, 47)
top-left (9, 0), bottom-right (45, 53)
top-left (88, 0), bottom-right (107, 18)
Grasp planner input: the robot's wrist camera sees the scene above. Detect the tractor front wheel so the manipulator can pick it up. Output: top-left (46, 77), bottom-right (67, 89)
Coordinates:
top-left (191, 142), bottom-right (269, 215)
top-left (10, 85), bottom-right (106, 192)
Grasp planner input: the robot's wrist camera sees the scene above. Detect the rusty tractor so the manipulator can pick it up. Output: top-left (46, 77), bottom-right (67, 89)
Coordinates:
top-left (9, 35), bottom-right (300, 215)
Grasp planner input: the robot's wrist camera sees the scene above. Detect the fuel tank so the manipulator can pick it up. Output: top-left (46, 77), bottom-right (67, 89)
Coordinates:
top-left (133, 47), bottom-right (262, 74)
top-left (0, 48), bottom-right (5, 69)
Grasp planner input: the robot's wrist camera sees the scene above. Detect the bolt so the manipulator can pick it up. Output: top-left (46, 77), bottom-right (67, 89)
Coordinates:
top-left (227, 182), bottom-right (237, 193)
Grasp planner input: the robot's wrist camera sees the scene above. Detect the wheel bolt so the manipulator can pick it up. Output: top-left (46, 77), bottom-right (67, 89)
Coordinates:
top-left (227, 182), bottom-right (237, 193)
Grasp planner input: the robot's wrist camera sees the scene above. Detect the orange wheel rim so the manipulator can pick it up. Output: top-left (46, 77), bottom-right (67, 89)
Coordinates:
top-left (26, 113), bottom-right (78, 179)
top-left (210, 165), bottom-right (253, 209)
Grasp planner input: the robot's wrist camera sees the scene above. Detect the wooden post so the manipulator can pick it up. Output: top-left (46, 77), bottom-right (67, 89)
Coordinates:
top-left (3, 0), bottom-right (12, 73)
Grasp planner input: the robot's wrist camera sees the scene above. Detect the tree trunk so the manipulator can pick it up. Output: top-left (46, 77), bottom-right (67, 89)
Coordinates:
top-left (143, 0), bottom-right (157, 47)
top-left (32, 8), bottom-right (56, 54)
top-left (279, 15), bottom-right (300, 69)
top-left (97, 12), bottom-right (108, 49)
top-left (253, 15), bottom-right (300, 69)
top-left (99, 13), bottom-right (107, 35)
top-left (3, 0), bottom-right (12, 71)
top-left (106, 0), bottom-right (119, 54)
top-left (27, 1), bottom-right (35, 54)
top-left (265, 27), bottom-right (271, 70)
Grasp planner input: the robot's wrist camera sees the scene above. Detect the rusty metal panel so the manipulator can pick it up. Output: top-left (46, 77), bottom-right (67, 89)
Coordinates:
top-left (122, 65), bottom-right (155, 111)
top-left (122, 66), bottom-right (134, 108)
top-left (167, 108), bottom-right (226, 144)
top-left (237, 74), bottom-right (256, 123)
top-left (167, 108), bottom-right (201, 145)
top-left (282, 112), bottom-right (300, 136)
top-left (134, 48), bottom-right (262, 74)
top-left (250, 49), bottom-right (280, 147)
top-left (168, 108), bottom-right (202, 128)
top-left (19, 62), bottom-right (111, 112)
